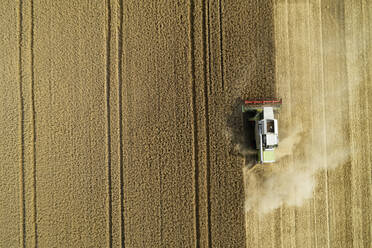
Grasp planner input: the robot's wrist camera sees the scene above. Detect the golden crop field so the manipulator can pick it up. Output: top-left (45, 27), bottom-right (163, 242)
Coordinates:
top-left (0, 0), bottom-right (370, 247)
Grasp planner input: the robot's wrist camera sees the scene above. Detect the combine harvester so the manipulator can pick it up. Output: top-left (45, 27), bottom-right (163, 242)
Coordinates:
top-left (242, 99), bottom-right (282, 164)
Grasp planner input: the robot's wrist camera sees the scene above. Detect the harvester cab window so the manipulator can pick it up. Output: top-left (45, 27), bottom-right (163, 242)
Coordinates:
top-left (267, 120), bottom-right (275, 133)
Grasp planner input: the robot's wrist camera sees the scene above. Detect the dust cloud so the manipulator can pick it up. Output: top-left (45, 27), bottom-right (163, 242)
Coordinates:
top-left (243, 125), bottom-right (350, 215)
top-left (243, 75), bottom-right (360, 215)
top-left (224, 88), bottom-right (352, 215)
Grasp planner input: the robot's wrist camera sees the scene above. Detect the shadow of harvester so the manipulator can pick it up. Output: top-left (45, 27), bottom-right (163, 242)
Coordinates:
top-left (226, 98), bottom-right (257, 166)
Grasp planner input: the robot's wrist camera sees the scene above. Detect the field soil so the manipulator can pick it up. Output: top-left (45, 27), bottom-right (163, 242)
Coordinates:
top-left (0, 0), bottom-right (370, 247)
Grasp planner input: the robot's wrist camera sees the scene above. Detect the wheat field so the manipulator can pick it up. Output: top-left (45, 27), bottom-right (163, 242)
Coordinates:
top-left (0, 0), bottom-right (370, 247)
